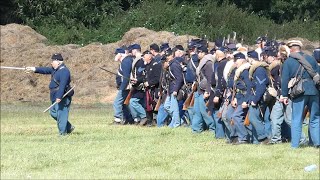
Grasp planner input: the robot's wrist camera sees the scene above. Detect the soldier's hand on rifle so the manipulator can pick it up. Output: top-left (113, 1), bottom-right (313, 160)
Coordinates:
top-left (25, 67), bottom-right (35, 73)
top-left (56, 98), bottom-right (61, 103)
top-left (163, 62), bottom-right (169, 69)
top-left (130, 78), bottom-right (137, 85)
top-left (251, 101), bottom-right (256, 106)
top-left (241, 102), bottom-right (248, 109)
top-left (231, 99), bottom-right (237, 107)
top-left (213, 97), bottom-right (219, 104)
top-left (203, 92), bottom-right (210, 99)
top-left (172, 91), bottom-right (177, 96)
top-left (144, 81), bottom-right (149, 87)
top-left (279, 95), bottom-right (289, 105)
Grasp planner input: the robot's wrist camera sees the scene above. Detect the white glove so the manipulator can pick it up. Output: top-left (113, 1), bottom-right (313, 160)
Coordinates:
top-left (25, 67), bottom-right (36, 73)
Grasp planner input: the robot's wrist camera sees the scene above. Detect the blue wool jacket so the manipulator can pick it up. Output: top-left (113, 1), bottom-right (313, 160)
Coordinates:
top-left (215, 58), bottom-right (228, 98)
top-left (226, 67), bottom-right (236, 101)
top-left (116, 56), bottom-right (133, 91)
top-left (250, 67), bottom-right (269, 104)
top-left (131, 58), bottom-right (146, 99)
top-left (185, 54), bottom-right (199, 83)
top-left (35, 64), bottom-right (71, 101)
top-left (168, 58), bottom-right (184, 94)
top-left (235, 69), bottom-right (251, 105)
top-left (281, 52), bottom-right (319, 97)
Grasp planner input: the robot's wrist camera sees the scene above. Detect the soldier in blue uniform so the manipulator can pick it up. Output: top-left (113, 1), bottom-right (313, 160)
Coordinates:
top-left (127, 44), bottom-right (147, 125)
top-left (26, 53), bottom-right (74, 135)
top-left (113, 47), bottom-right (133, 124)
top-left (141, 50), bottom-right (162, 126)
top-left (247, 50), bottom-right (270, 144)
top-left (212, 50), bottom-right (228, 138)
top-left (231, 52), bottom-right (252, 144)
top-left (164, 48), bottom-right (184, 128)
top-left (223, 62), bottom-right (238, 143)
top-left (280, 40), bottom-right (319, 148)
top-left (191, 46), bottom-right (215, 133)
top-left (184, 42), bottom-right (199, 124)
top-left (156, 49), bottom-right (172, 127)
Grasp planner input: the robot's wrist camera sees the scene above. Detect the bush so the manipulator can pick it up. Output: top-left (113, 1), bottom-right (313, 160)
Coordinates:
top-left (9, 0), bottom-right (320, 45)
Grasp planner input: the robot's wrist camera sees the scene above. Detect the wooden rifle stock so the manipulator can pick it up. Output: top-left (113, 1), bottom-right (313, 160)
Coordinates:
top-left (154, 93), bottom-right (162, 111)
top-left (123, 88), bottom-right (133, 105)
top-left (183, 82), bottom-right (197, 110)
top-left (244, 112), bottom-right (250, 126)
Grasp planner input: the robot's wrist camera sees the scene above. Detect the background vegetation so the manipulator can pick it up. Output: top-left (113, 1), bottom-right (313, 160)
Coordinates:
top-left (1, 0), bottom-right (319, 45)
top-left (1, 103), bottom-right (319, 179)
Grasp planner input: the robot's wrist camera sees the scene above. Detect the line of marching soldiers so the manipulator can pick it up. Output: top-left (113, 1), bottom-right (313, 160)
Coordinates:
top-left (112, 37), bottom-right (320, 148)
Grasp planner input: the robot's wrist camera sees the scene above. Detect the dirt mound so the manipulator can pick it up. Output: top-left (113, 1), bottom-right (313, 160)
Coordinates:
top-left (0, 24), bottom-right (198, 104)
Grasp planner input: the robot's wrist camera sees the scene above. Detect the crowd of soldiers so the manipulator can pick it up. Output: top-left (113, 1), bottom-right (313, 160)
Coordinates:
top-left (112, 37), bottom-right (320, 148)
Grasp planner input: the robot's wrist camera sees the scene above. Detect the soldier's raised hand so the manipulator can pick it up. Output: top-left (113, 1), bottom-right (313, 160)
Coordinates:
top-left (25, 67), bottom-right (35, 73)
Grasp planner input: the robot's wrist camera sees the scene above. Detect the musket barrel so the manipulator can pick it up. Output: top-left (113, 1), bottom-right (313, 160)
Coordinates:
top-left (1, 66), bottom-right (26, 70)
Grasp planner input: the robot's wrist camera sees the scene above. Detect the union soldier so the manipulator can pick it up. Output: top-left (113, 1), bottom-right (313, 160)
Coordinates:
top-left (26, 53), bottom-right (74, 135)
top-left (247, 50), bottom-right (270, 144)
top-left (141, 50), bottom-right (161, 126)
top-left (212, 50), bottom-right (228, 138)
top-left (127, 44), bottom-right (147, 125)
top-left (230, 52), bottom-right (252, 144)
top-left (156, 48), bottom-right (172, 127)
top-left (267, 46), bottom-right (307, 144)
top-left (113, 47), bottom-right (133, 124)
top-left (191, 46), bottom-right (215, 133)
top-left (280, 40), bottom-right (319, 148)
top-left (163, 47), bottom-right (184, 128)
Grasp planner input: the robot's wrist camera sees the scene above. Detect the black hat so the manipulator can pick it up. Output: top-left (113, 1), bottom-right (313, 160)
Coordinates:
top-left (247, 50), bottom-right (259, 60)
top-left (150, 43), bottom-right (160, 52)
top-left (234, 52), bottom-right (246, 60)
top-left (160, 43), bottom-right (170, 52)
top-left (142, 50), bottom-right (152, 56)
top-left (164, 48), bottom-right (173, 57)
top-left (174, 45), bottom-right (184, 51)
top-left (197, 46), bottom-right (208, 53)
top-left (51, 53), bottom-right (63, 61)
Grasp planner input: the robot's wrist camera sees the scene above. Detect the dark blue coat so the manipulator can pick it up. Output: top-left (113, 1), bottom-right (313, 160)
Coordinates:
top-left (154, 54), bottom-right (162, 63)
top-left (168, 58), bottom-right (184, 94)
top-left (116, 56), bottom-right (133, 91)
top-left (270, 64), bottom-right (281, 91)
top-left (215, 58), bottom-right (228, 98)
top-left (35, 64), bottom-right (71, 101)
top-left (250, 66), bottom-right (269, 104)
top-left (131, 58), bottom-right (145, 99)
top-left (281, 52), bottom-right (319, 97)
top-left (235, 69), bottom-right (251, 105)
top-left (185, 54), bottom-right (199, 83)
top-left (198, 60), bottom-right (213, 94)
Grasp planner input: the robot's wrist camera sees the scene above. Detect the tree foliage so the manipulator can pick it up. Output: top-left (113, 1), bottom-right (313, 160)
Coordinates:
top-left (1, 0), bottom-right (319, 45)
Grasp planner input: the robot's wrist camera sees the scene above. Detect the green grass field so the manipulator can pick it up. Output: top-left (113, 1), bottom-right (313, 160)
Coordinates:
top-left (1, 102), bottom-right (319, 179)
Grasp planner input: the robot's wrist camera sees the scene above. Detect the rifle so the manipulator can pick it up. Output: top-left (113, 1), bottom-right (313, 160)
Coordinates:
top-left (240, 35), bottom-right (244, 45)
top-left (232, 31), bottom-right (237, 44)
top-left (154, 70), bottom-right (165, 111)
top-left (217, 89), bottom-right (228, 118)
top-left (183, 82), bottom-right (198, 110)
top-left (123, 88), bottom-right (133, 105)
top-left (222, 37), bottom-right (226, 47)
top-left (244, 88), bottom-right (263, 126)
top-left (1, 66), bottom-right (26, 70)
top-left (99, 67), bottom-right (130, 80)
top-left (43, 85), bottom-right (76, 113)
top-left (227, 34), bottom-right (230, 44)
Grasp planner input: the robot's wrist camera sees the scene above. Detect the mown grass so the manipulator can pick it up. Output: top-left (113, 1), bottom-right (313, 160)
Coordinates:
top-left (1, 102), bottom-right (319, 179)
